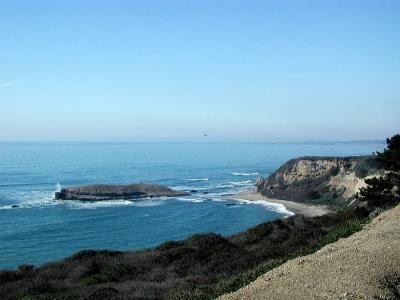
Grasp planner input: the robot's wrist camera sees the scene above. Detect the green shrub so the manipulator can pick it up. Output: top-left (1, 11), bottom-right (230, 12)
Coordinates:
top-left (81, 264), bottom-right (135, 285)
top-left (357, 134), bottom-right (400, 208)
top-left (0, 270), bottom-right (20, 284)
top-left (156, 241), bottom-right (185, 251)
top-left (318, 218), bottom-right (364, 248)
top-left (213, 258), bottom-right (286, 297)
top-left (307, 190), bottom-right (321, 200)
top-left (169, 287), bottom-right (211, 300)
top-left (69, 250), bottom-right (122, 261)
top-left (355, 167), bottom-right (368, 178)
top-left (18, 264), bottom-right (35, 273)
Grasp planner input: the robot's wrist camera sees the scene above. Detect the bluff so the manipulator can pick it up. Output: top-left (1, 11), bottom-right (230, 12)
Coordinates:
top-left (256, 156), bottom-right (382, 207)
top-left (55, 183), bottom-right (188, 201)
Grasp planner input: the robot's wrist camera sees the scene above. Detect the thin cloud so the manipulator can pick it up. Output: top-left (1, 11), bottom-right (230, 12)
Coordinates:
top-left (0, 80), bottom-right (20, 88)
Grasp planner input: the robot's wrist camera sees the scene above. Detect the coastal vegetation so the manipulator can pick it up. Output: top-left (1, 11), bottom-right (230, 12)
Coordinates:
top-left (357, 134), bottom-right (400, 209)
top-left (0, 208), bottom-right (369, 300)
top-left (1, 134), bottom-right (398, 300)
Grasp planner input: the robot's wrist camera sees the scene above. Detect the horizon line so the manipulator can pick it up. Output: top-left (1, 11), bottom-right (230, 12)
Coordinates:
top-left (0, 139), bottom-right (386, 144)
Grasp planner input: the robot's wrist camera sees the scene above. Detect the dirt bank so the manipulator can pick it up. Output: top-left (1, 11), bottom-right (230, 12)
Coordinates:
top-left (220, 204), bottom-right (400, 299)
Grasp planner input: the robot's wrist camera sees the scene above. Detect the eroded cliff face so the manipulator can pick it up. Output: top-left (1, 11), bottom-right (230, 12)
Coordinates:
top-left (257, 156), bottom-right (382, 207)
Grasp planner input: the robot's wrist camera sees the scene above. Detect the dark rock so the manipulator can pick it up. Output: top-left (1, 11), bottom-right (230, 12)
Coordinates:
top-left (55, 183), bottom-right (188, 201)
top-left (11, 205), bottom-right (19, 208)
top-left (190, 190), bottom-right (197, 193)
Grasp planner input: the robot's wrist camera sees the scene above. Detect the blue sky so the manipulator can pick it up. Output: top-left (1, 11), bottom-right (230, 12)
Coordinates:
top-left (1, 0), bottom-right (399, 142)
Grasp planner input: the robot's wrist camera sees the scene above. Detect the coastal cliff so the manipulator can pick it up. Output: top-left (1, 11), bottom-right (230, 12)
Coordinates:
top-left (257, 156), bottom-right (382, 207)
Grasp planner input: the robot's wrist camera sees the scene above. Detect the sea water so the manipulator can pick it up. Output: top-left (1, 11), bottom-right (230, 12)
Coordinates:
top-left (0, 142), bottom-right (384, 269)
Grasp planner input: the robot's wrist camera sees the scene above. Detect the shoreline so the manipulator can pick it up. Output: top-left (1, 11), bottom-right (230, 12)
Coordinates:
top-left (224, 190), bottom-right (332, 217)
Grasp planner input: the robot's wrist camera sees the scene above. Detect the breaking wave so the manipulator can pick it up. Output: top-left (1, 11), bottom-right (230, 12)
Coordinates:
top-left (231, 172), bottom-right (259, 176)
top-left (183, 178), bottom-right (209, 181)
top-left (229, 180), bottom-right (252, 186)
top-left (232, 199), bottom-right (294, 216)
top-left (0, 205), bottom-right (14, 210)
top-left (60, 199), bottom-right (166, 209)
top-left (175, 197), bottom-right (207, 203)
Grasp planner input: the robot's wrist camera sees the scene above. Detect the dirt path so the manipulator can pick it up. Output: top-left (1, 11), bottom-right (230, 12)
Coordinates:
top-left (219, 205), bottom-right (400, 300)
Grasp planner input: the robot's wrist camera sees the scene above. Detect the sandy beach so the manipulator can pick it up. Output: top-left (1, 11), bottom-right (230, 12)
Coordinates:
top-left (225, 191), bottom-right (332, 217)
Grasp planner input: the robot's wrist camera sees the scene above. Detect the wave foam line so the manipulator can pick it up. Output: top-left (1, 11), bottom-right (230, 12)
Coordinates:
top-left (230, 198), bottom-right (295, 216)
top-left (175, 197), bottom-right (207, 203)
top-left (171, 185), bottom-right (210, 191)
top-left (229, 180), bottom-right (252, 186)
top-left (0, 205), bottom-right (14, 210)
top-left (183, 178), bottom-right (209, 181)
top-left (61, 198), bottom-right (168, 209)
top-left (231, 172), bottom-right (259, 176)
top-left (62, 200), bottom-right (135, 210)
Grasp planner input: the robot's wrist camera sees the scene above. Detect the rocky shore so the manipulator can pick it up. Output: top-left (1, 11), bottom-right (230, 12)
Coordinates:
top-left (55, 183), bottom-right (188, 201)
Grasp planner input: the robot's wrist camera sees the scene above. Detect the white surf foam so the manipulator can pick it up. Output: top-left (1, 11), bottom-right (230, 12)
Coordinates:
top-left (132, 198), bottom-right (167, 207)
top-left (216, 184), bottom-right (235, 188)
top-left (0, 205), bottom-right (14, 210)
top-left (175, 197), bottom-right (207, 203)
top-left (63, 200), bottom-right (135, 209)
top-left (171, 185), bottom-right (209, 191)
top-left (232, 198), bottom-right (295, 216)
top-left (62, 197), bottom-right (168, 209)
top-left (229, 180), bottom-right (252, 186)
top-left (209, 198), bottom-right (227, 202)
top-left (231, 172), bottom-right (259, 176)
top-left (12, 191), bottom-right (58, 209)
top-left (183, 178), bottom-right (209, 181)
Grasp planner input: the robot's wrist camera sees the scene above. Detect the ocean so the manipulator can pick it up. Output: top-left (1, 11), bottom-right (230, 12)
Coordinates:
top-left (0, 141), bottom-right (384, 270)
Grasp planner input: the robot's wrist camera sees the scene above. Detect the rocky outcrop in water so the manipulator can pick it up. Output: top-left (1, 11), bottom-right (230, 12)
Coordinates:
top-left (257, 156), bottom-right (382, 207)
top-left (55, 183), bottom-right (188, 201)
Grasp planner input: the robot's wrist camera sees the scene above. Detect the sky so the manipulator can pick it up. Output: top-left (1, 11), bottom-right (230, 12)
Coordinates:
top-left (0, 0), bottom-right (399, 142)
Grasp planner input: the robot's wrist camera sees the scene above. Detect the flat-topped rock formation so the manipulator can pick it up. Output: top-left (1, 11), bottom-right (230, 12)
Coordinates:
top-left (55, 183), bottom-right (188, 201)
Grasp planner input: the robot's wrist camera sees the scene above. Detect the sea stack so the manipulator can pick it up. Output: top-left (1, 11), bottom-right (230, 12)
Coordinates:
top-left (55, 183), bottom-right (188, 201)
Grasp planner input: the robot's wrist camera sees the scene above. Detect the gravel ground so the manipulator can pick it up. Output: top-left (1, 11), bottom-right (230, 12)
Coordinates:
top-left (219, 205), bottom-right (400, 300)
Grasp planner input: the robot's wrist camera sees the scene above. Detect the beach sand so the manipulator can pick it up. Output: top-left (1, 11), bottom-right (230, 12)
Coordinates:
top-left (225, 191), bottom-right (332, 217)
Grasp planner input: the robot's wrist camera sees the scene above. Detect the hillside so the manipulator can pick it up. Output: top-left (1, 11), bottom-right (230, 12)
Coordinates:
top-left (0, 206), bottom-right (366, 299)
top-left (257, 156), bottom-right (382, 207)
top-left (220, 204), bottom-right (400, 300)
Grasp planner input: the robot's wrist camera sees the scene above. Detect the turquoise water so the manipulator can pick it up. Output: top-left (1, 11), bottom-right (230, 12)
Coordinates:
top-left (0, 142), bottom-right (384, 269)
